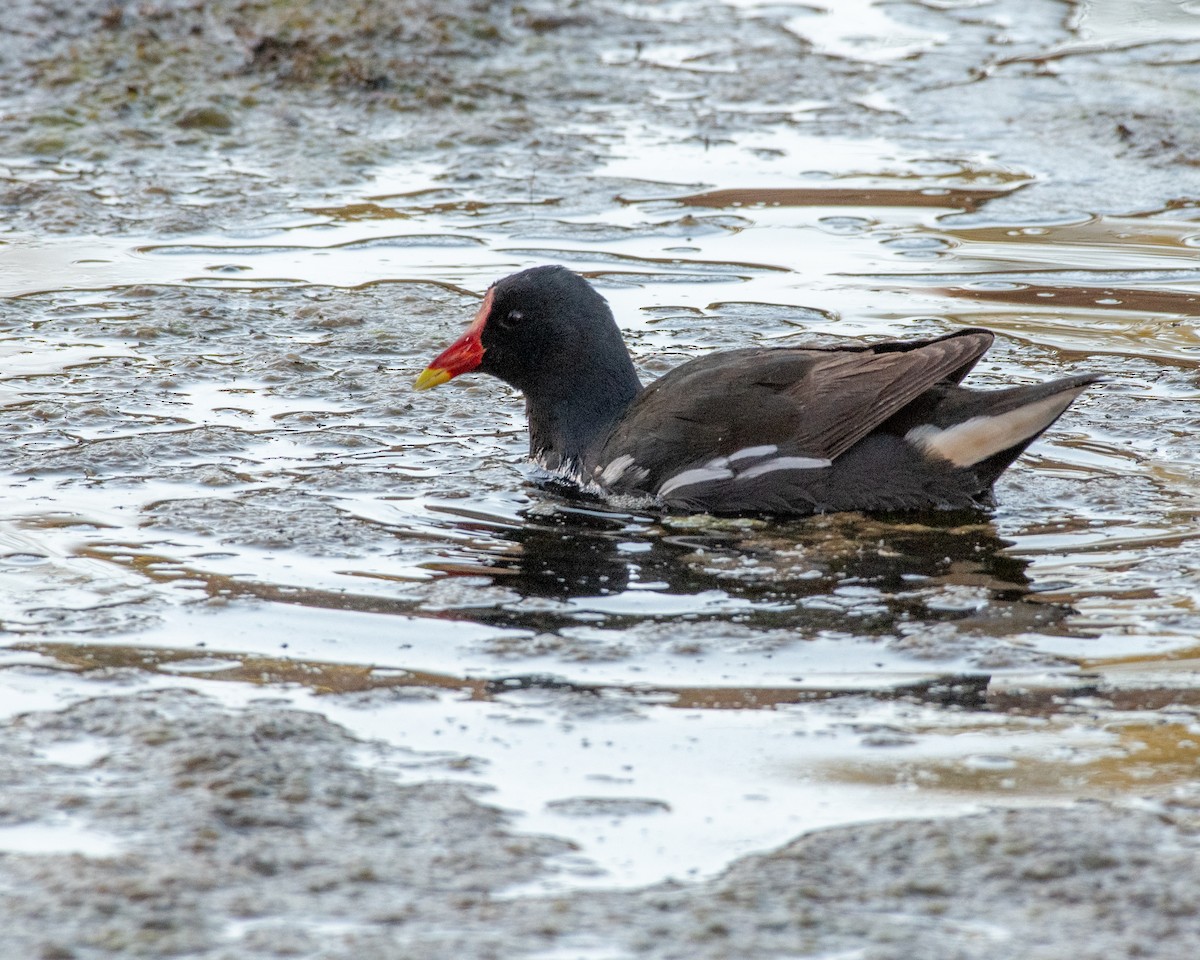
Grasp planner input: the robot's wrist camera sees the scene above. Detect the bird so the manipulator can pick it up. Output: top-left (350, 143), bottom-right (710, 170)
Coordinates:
top-left (413, 265), bottom-right (1100, 515)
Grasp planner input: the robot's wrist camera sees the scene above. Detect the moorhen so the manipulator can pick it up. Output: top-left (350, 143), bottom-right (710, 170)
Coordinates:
top-left (414, 265), bottom-right (1099, 514)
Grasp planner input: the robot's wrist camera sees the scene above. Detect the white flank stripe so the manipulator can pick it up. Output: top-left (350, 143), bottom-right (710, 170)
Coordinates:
top-left (735, 456), bottom-right (832, 480)
top-left (658, 466), bottom-right (735, 496)
top-left (726, 444), bottom-right (779, 463)
top-left (905, 389), bottom-right (1085, 467)
top-left (599, 454), bottom-right (637, 485)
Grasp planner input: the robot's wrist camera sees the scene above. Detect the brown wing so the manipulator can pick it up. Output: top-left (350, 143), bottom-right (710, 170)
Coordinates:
top-left (591, 329), bottom-right (994, 491)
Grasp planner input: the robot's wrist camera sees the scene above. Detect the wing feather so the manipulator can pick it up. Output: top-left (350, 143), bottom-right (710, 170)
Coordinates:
top-left (591, 329), bottom-right (994, 493)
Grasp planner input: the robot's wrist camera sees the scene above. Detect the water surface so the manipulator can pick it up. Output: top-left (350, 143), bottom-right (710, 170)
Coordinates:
top-left (2, 0), bottom-right (1199, 893)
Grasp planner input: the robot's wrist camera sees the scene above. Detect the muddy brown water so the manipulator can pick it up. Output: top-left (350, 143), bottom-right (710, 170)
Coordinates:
top-left (2, 0), bottom-right (1200, 956)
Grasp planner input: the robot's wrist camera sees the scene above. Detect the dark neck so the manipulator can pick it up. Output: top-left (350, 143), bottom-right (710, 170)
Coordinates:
top-left (526, 357), bottom-right (641, 476)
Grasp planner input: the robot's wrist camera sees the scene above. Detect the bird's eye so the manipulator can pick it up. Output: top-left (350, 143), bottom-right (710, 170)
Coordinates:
top-left (495, 309), bottom-right (523, 330)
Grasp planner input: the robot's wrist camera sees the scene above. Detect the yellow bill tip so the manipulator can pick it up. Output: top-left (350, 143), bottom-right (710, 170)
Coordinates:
top-left (413, 366), bottom-right (452, 391)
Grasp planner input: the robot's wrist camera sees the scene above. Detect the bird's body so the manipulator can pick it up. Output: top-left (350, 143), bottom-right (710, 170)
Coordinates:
top-left (414, 266), bottom-right (1099, 516)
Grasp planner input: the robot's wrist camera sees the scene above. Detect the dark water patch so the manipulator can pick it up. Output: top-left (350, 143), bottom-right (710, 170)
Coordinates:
top-left (8, 640), bottom-right (991, 712)
top-left (546, 796), bottom-right (672, 817)
top-left (0, 157), bottom-right (93, 182)
top-left (77, 545), bottom-right (431, 614)
top-left (330, 195), bottom-right (562, 222)
top-left (585, 270), bottom-right (754, 286)
top-left (670, 185), bottom-right (1022, 212)
top-left (135, 243), bottom-right (314, 257)
top-left (138, 234), bottom-right (488, 259)
top-left (701, 300), bottom-right (840, 326)
top-left (830, 717), bottom-right (1200, 796)
top-left (471, 213), bottom-right (751, 243)
top-left (339, 234), bottom-right (487, 250)
top-left (938, 281), bottom-right (1200, 315)
top-left (947, 310), bottom-right (1200, 368)
top-left (497, 246), bottom-right (792, 275)
top-left (302, 201), bottom-right (413, 221)
top-left (180, 277), bottom-right (310, 289)
top-left (865, 270), bottom-right (1200, 285)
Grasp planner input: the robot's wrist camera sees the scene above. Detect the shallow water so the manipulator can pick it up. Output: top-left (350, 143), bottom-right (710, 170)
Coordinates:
top-left (2, 0), bottom-right (1200, 896)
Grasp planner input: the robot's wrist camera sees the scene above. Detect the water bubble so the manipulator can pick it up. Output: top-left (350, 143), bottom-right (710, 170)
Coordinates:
top-left (883, 235), bottom-right (949, 250)
top-left (882, 235), bottom-right (951, 258)
top-left (0, 553), bottom-right (49, 565)
top-left (965, 280), bottom-right (1027, 291)
top-left (817, 216), bottom-right (873, 235)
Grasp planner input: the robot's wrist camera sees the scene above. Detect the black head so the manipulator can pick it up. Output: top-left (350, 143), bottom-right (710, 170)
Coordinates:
top-left (414, 266), bottom-right (643, 470)
top-left (476, 266), bottom-right (625, 395)
top-left (415, 265), bottom-right (637, 400)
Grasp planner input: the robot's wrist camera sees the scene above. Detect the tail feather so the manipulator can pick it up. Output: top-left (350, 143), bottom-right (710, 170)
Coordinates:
top-left (903, 373), bottom-right (1101, 482)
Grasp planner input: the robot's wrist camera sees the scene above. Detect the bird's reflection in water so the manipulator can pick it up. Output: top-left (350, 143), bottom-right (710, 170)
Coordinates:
top-left (498, 505), bottom-right (636, 601)
top-left (467, 491), bottom-right (1071, 640)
